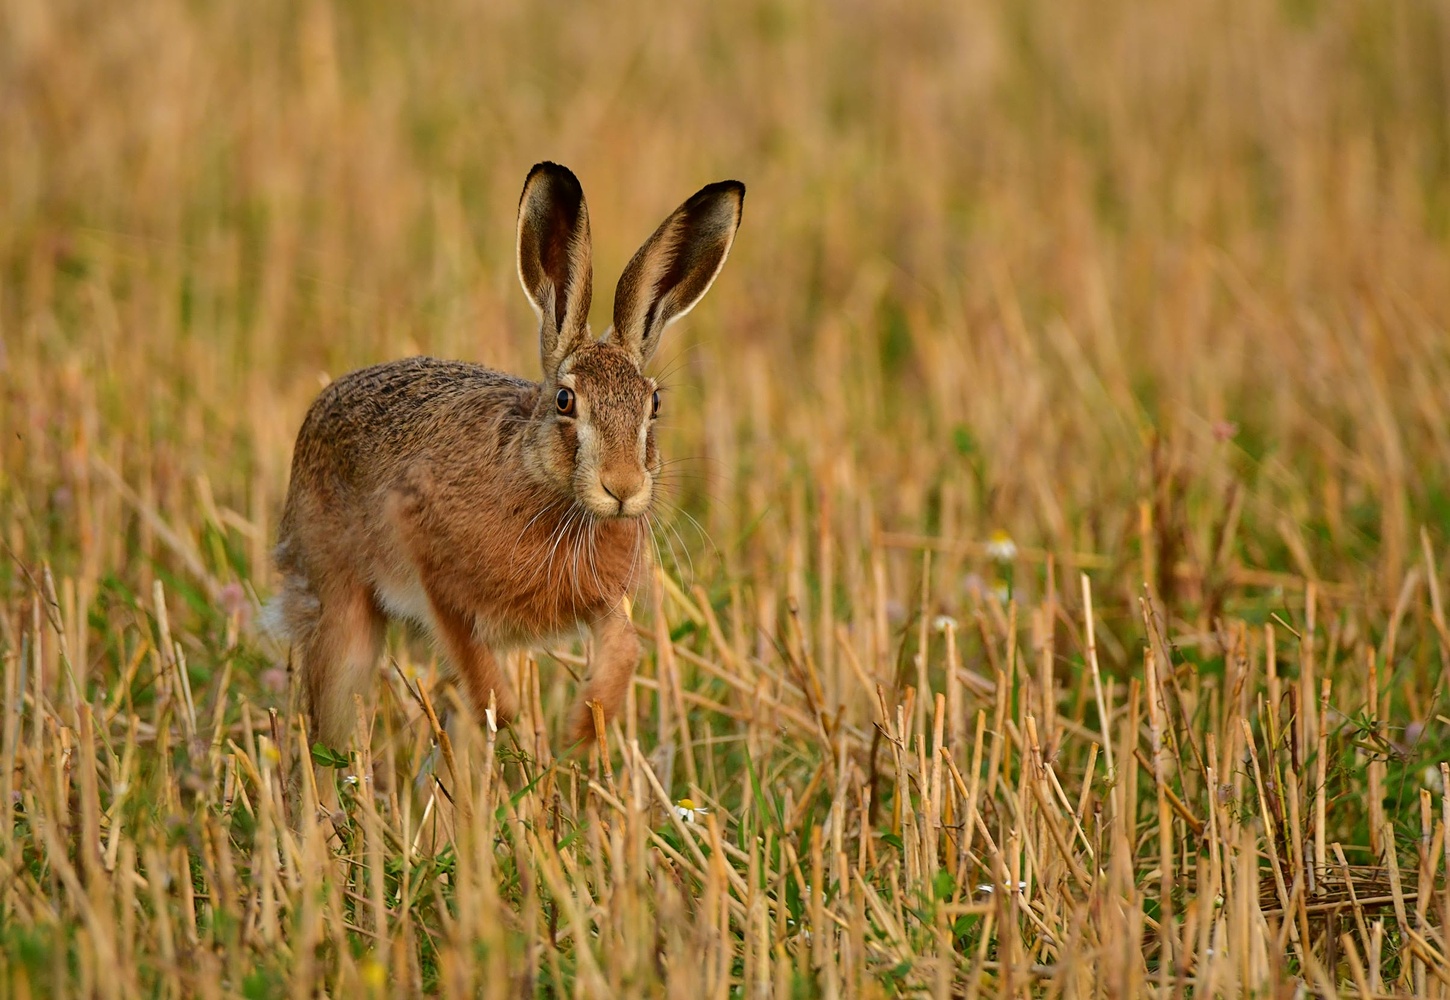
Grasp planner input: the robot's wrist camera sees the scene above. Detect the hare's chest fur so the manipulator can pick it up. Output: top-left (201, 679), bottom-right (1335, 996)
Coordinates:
top-left (377, 473), bottom-right (644, 644)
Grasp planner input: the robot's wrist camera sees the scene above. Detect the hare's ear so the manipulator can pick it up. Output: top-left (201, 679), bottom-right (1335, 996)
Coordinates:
top-left (610, 180), bottom-right (744, 367)
top-left (517, 162), bottom-right (594, 374)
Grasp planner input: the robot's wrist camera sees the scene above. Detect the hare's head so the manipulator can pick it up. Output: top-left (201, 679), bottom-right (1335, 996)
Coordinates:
top-left (515, 163), bottom-right (743, 519)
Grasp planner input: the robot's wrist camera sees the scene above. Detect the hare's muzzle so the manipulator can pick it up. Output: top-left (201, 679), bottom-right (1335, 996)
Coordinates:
top-left (596, 471), bottom-right (650, 518)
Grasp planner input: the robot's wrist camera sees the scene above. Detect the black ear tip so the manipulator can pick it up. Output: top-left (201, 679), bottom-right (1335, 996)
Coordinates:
top-left (686, 180), bottom-right (745, 222)
top-left (705, 179), bottom-right (745, 202)
top-left (523, 162), bottom-right (584, 201)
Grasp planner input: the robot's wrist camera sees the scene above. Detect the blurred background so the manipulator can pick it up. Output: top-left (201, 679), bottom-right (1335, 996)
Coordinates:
top-left (3, 0), bottom-right (1450, 664)
top-left (8, 5), bottom-right (1450, 992)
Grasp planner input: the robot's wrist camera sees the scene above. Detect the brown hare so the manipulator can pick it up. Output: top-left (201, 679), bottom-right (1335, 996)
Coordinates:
top-left (271, 162), bottom-right (744, 750)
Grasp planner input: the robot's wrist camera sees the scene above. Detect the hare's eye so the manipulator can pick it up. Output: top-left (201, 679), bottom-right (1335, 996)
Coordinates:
top-left (555, 387), bottom-right (576, 416)
top-left (651, 390), bottom-right (660, 418)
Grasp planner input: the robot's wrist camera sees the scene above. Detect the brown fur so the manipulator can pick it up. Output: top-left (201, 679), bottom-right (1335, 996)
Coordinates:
top-left (273, 163), bottom-right (743, 750)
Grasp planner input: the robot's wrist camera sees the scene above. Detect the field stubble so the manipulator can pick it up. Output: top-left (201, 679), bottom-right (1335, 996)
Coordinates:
top-left (4, 0), bottom-right (1450, 995)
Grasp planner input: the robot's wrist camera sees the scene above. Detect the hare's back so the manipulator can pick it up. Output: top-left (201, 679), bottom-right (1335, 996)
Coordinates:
top-left (288, 356), bottom-right (535, 493)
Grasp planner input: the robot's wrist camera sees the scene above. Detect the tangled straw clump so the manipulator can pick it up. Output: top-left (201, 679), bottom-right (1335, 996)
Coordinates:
top-left (5, 0), bottom-right (1450, 995)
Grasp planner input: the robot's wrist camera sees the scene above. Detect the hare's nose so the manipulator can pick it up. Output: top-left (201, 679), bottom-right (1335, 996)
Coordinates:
top-left (600, 473), bottom-right (647, 512)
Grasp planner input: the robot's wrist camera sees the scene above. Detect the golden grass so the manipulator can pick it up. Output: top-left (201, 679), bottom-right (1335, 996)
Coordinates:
top-left (4, 0), bottom-right (1450, 994)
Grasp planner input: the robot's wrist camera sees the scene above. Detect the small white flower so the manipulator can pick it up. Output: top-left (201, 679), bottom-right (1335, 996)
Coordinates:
top-left (672, 798), bottom-right (709, 824)
top-left (343, 774), bottom-right (359, 787)
top-left (932, 614), bottom-right (958, 632)
top-left (986, 530), bottom-right (1017, 563)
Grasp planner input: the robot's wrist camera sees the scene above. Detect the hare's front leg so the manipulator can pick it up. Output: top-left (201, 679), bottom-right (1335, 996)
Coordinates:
top-left (423, 593), bottom-right (519, 729)
top-left (569, 606), bottom-right (643, 746)
top-left (388, 481), bottom-right (519, 730)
